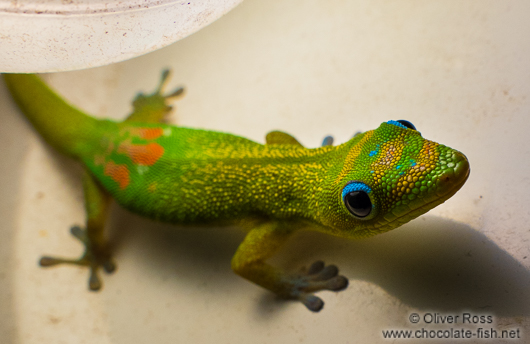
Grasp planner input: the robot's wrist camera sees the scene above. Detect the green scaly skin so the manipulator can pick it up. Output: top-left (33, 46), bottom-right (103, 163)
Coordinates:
top-left (2, 71), bottom-right (469, 312)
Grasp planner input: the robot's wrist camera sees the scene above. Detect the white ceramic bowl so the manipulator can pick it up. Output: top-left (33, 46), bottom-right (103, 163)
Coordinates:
top-left (0, 0), bottom-right (242, 72)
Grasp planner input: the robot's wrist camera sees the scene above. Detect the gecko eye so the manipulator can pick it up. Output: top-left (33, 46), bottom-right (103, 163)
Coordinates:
top-left (342, 182), bottom-right (373, 218)
top-left (397, 120), bottom-right (416, 130)
top-left (344, 191), bottom-right (372, 218)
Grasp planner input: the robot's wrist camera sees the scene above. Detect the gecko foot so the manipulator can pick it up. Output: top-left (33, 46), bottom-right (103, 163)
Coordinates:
top-left (133, 69), bottom-right (184, 106)
top-left (39, 225), bottom-right (115, 291)
top-left (286, 260), bottom-right (348, 312)
top-left (129, 69), bottom-right (184, 123)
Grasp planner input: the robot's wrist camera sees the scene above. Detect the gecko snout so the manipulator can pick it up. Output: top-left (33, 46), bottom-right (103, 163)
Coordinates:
top-left (437, 150), bottom-right (470, 192)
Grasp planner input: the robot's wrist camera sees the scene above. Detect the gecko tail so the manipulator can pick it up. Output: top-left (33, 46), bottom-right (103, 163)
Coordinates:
top-left (3, 74), bottom-right (106, 159)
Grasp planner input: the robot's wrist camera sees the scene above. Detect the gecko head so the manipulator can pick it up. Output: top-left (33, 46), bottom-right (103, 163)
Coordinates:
top-left (323, 120), bottom-right (470, 238)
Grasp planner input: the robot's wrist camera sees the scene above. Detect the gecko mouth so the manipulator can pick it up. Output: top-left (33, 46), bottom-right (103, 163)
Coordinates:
top-left (375, 150), bottom-right (470, 233)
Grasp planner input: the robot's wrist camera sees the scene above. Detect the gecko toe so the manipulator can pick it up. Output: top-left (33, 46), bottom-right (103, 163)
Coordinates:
top-left (313, 264), bottom-right (339, 280)
top-left (156, 69), bottom-right (184, 100)
top-left (322, 136), bottom-right (334, 147)
top-left (301, 294), bottom-right (324, 312)
top-left (306, 260), bottom-right (325, 274)
top-left (39, 256), bottom-right (64, 267)
top-left (326, 275), bottom-right (349, 291)
top-left (89, 269), bottom-right (102, 291)
top-left (165, 87), bottom-right (185, 100)
top-left (103, 260), bottom-right (117, 273)
top-left (70, 225), bottom-right (87, 242)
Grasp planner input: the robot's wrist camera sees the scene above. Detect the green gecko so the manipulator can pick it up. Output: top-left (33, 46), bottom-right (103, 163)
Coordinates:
top-left (3, 71), bottom-right (469, 312)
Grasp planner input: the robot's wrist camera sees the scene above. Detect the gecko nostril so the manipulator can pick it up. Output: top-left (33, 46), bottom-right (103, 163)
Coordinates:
top-left (437, 151), bottom-right (470, 189)
top-left (452, 151), bottom-right (470, 180)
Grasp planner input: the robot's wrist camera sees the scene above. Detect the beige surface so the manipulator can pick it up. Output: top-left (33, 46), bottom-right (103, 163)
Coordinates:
top-left (1, 0), bottom-right (530, 343)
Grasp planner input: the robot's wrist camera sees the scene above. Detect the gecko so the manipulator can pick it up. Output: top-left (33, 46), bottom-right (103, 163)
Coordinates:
top-left (2, 71), bottom-right (470, 312)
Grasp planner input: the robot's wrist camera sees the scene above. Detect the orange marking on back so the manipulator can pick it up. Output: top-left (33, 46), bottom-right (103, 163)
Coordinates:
top-left (118, 142), bottom-right (164, 166)
top-left (104, 161), bottom-right (130, 189)
top-left (126, 127), bottom-right (164, 140)
top-left (139, 128), bottom-right (164, 140)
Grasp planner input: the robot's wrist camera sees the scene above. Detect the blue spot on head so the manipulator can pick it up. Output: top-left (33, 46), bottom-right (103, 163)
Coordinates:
top-left (342, 182), bottom-right (372, 199)
top-left (387, 120), bottom-right (408, 130)
top-left (396, 165), bottom-right (402, 170)
top-left (369, 144), bottom-right (380, 157)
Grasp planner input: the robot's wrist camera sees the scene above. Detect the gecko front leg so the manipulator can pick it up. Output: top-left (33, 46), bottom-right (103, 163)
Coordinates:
top-left (231, 221), bottom-right (348, 312)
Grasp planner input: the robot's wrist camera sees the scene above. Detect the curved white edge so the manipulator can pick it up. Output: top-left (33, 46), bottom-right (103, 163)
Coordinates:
top-left (0, 0), bottom-right (243, 73)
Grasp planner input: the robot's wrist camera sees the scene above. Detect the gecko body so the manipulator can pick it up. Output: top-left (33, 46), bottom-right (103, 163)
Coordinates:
top-left (3, 72), bottom-right (469, 311)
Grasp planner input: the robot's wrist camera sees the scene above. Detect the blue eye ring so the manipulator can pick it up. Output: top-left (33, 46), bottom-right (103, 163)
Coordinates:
top-left (387, 120), bottom-right (417, 131)
top-left (342, 182), bottom-right (373, 218)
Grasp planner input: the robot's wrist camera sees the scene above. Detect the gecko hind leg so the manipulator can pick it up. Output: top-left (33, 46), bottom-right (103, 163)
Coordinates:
top-left (126, 69), bottom-right (185, 124)
top-left (39, 171), bottom-right (114, 291)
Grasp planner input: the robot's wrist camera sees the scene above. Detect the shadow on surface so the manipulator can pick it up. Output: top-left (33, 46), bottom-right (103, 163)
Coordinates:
top-left (109, 205), bottom-right (529, 317)
top-left (272, 216), bottom-right (530, 316)
top-left (0, 80), bottom-right (31, 344)
top-left (108, 206), bottom-right (246, 289)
